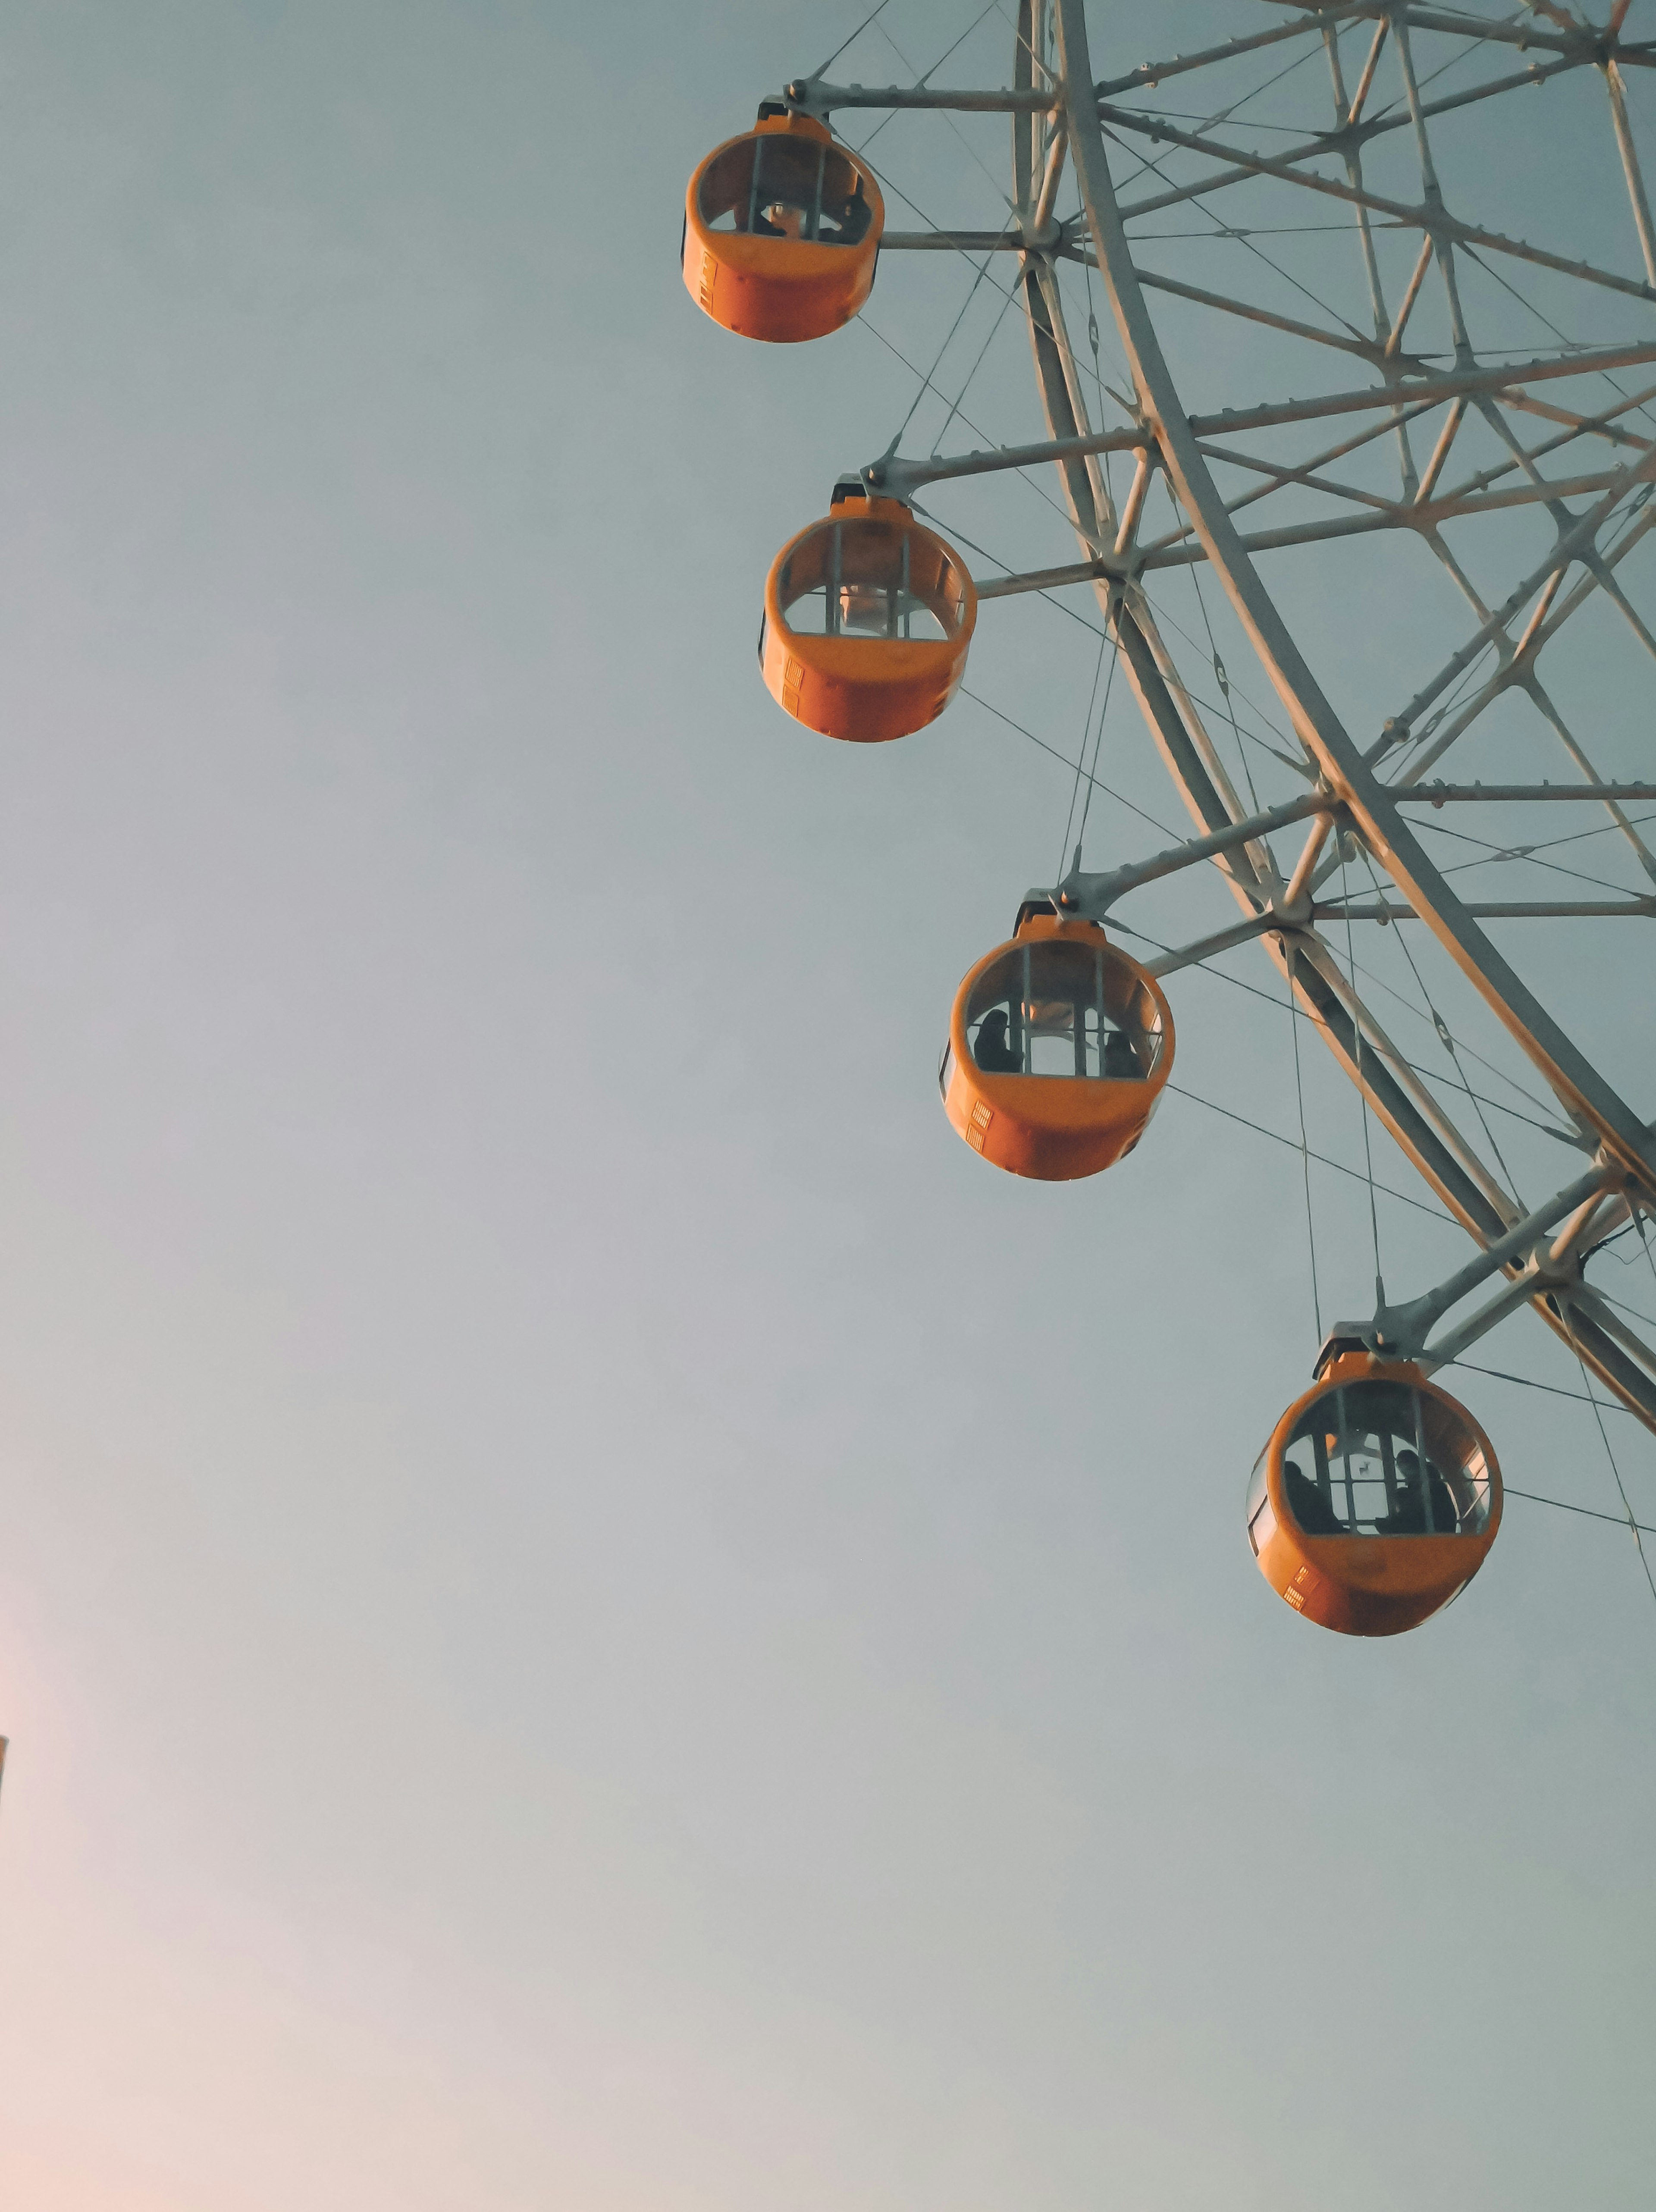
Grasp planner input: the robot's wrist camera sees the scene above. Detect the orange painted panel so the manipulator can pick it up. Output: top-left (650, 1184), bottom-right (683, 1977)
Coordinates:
top-left (942, 914), bottom-right (1174, 1180)
top-left (684, 115), bottom-right (883, 344)
top-left (761, 495), bottom-right (976, 743)
top-left (1248, 1353), bottom-right (1502, 1636)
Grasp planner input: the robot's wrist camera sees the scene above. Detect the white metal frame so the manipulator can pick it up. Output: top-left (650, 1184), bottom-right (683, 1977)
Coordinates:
top-left (777, 2), bottom-right (1656, 1425)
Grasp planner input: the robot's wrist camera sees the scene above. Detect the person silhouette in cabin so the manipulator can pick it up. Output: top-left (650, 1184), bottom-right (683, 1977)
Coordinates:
top-left (1284, 1454), bottom-right (1344, 1535)
top-left (1102, 1026), bottom-right (1143, 1079)
top-left (1389, 1447), bottom-right (1458, 1535)
top-left (973, 1009), bottom-right (1023, 1073)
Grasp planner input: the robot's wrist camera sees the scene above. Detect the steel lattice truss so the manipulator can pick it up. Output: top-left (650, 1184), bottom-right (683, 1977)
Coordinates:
top-left (782, 1), bottom-right (1656, 1430)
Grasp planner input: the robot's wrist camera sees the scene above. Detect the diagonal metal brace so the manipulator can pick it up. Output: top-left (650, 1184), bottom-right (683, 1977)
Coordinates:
top-left (1023, 790), bottom-right (1338, 922)
top-left (1331, 1162), bottom-right (1626, 1363)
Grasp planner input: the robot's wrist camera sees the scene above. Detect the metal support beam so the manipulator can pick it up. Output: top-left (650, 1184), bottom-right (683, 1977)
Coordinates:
top-left (882, 229), bottom-right (1035, 252)
top-left (1104, 94), bottom-right (1656, 307)
top-left (1027, 792), bottom-right (1331, 921)
top-left (1093, 13), bottom-right (1368, 102)
top-left (1055, 0), bottom-right (1656, 1208)
top-left (868, 340), bottom-right (1656, 504)
top-left (1340, 1164), bottom-right (1618, 1359)
top-left (1603, 58), bottom-right (1656, 284)
top-left (1315, 897), bottom-right (1656, 921)
top-left (1397, 782), bottom-right (1656, 803)
top-left (1416, 1267), bottom-right (1557, 1374)
top-left (969, 469), bottom-right (1642, 592)
top-left (786, 77), bottom-right (1056, 115)
top-left (1143, 911), bottom-right (1284, 978)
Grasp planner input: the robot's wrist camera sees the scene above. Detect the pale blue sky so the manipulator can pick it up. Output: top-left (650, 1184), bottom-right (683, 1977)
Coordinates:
top-left (0, 5), bottom-right (1652, 2208)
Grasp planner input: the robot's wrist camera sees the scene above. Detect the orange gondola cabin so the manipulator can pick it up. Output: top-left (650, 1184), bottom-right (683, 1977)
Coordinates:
top-left (1247, 1352), bottom-right (1502, 1636)
top-left (684, 107), bottom-right (883, 342)
top-left (761, 485), bottom-right (976, 741)
top-left (940, 909), bottom-right (1173, 1179)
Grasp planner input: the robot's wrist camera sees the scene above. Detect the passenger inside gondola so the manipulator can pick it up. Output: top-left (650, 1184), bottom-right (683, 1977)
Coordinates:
top-left (772, 510), bottom-right (968, 644)
top-left (1284, 1458), bottom-right (1343, 1536)
top-left (1280, 1377), bottom-right (1482, 1536)
top-left (702, 134), bottom-right (873, 246)
top-left (963, 938), bottom-right (1164, 1084)
top-left (1102, 1027), bottom-right (1144, 1079)
top-left (972, 1008), bottom-right (1023, 1073)
top-left (1385, 1446), bottom-right (1460, 1535)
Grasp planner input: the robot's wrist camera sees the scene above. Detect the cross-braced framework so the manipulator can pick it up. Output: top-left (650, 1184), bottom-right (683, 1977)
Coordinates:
top-left (768, 0), bottom-right (1656, 1439)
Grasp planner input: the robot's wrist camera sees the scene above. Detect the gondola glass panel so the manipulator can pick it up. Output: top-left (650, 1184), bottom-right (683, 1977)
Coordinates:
top-left (941, 913), bottom-right (1173, 1179)
top-left (761, 493), bottom-right (975, 741)
top-left (1248, 1354), bottom-right (1501, 1636)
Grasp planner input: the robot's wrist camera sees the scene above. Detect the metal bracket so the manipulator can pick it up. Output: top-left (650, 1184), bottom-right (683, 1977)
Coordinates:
top-left (1321, 1161), bottom-right (1630, 1367)
top-left (1019, 791), bottom-right (1340, 929)
top-left (782, 76), bottom-right (1059, 120)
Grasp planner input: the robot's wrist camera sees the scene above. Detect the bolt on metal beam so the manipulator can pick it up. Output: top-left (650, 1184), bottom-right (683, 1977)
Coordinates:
top-left (1397, 782), bottom-right (1656, 802)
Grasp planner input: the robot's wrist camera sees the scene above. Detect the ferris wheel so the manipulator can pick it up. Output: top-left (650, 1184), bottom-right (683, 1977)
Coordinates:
top-left (682, 0), bottom-right (1656, 1636)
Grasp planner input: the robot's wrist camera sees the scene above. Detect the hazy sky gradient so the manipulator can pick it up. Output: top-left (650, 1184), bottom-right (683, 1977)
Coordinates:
top-left (0, 4), bottom-right (1652, 2206)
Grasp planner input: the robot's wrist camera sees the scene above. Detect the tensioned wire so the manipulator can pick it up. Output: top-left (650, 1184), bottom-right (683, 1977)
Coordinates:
top-left (895, 18), bottom-right (1654, 1418)
top-left (1149, 472), bottom-right (1275, 810)
top-left (1386, 493), bottom-right (1656, 784)
top-left (910, 482), bottom-right (1311, 778)
top-left (844, 38), bottom-right (1638, 1139)
top-left (1157, 3), bottom-right (1527, 153)
top-left (1185, 943), bottom-right (1580, 1149)
top-left (1411, 812), bottom-right (1656, 901)
top-left (942, 509), bottom-right (1587, 1146)
top-left (1423, 810), bottom-right (1656, 873)
top-left (1034, 8), bottom-right (1625, 367)
top-left (1189, 562), bottom-right (1261, 813)
top-left (988, 0), bottom-right (1043, 87)
top-left (814, 0), bottom-right (894, 80)
top-left (1287, 943), bottom-right (1324, 1338)
top-left (1503, 1487), bottom-right (1656, 1535)
top-left (1454, 239), bottom-right (1656, 441)
top-left (935, 502), bottom-right (1587, 1148)
top-left (1214, 930), bottom-right (1581, 1146)
top-left (1056, 626), bottom-right (1110, 877)
top-left (860, 9), bottom-right (1011, 182)
top-left (844, 30), bottom-right (1583, 902)
top-left (1072, 619), bottom-right (1117, 860)
top-left (1594, 1214), bottom-right (1656, 1299)
top-left (1156, 1069), bottom-right (1456, 1227)
top-left (845, 183), bottom-right (1123, 552)
top-left (1067, 856), bottom-right (1565, 1146)
top-left (949, 584), bottom-right (1655, 1427)
top-left (958, 682), bottom-right (1180, 842)
top-left (1037, 492), bottom-right (1631, 1143)
top-left (890, 243), bottom-right (1006, 447)
top-left (1117, 461), bottom-right (1645, 1139)
top-left (825, 52), bottom-right (1389, 787)
top-left (1100, 168), bottom-right (1639, 669)
top-left (1108, 9), bottom-right (1542, 205)
top-left (1562, 1304), bottom-right (1656, 1609)
top-left (941, 693), bottom-right (1458, 1227)
top-left (865, 235), bottom-right (1330, 780)
top-left (1103, 31), bottom-right (1656, 515)
top-left (1100, 121), bottom-right (1373, 342)
top-left (1338, 850), bottom-right (1386, 1298)
top-left (1590, 1277), bottom-right (1656, 1340)
top-left (952, 680), bottom-right (1531, 1188)
top-left (1449, 1356), bottom-right (1648, 1417)
top-left (856, 317), bottom-right (1087, 548)
top-left (818, 7), bottom-right (1656, 1485)
top-left (1354, 838), bottom-right (1528, 1210)
top-left (806, 18), bottom-right (1343, 782)
top-left (931, 279), bottom-right (1024, 456)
